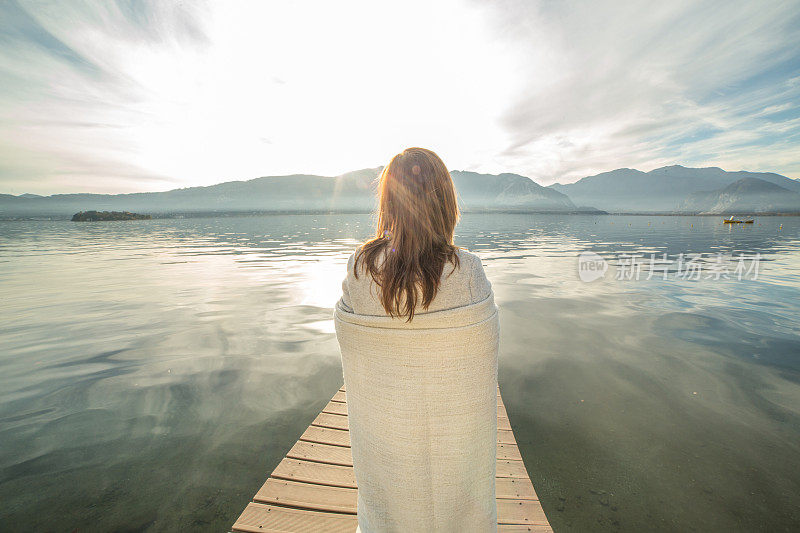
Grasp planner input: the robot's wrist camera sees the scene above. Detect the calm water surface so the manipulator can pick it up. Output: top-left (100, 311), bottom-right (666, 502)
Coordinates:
top-left (1, 214), bottom-right (798, 532)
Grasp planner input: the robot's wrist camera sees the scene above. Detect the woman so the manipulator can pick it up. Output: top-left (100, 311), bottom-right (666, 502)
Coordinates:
top-left (335, 147), bottom-right (499, 532)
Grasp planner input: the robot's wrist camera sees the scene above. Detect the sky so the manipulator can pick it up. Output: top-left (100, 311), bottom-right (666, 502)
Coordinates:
top-left (1, 0), bottom-right (799, 195)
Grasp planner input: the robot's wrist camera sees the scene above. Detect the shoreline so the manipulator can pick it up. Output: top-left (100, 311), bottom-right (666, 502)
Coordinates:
top-left (3, 210), bottom-right (800, 221)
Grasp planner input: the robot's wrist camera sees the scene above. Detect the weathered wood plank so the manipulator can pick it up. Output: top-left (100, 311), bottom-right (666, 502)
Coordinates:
top-left (497, 499), bottom-right (550, 525)
top-left (232, 502), bottom-right (358, 533)
top-left (298, 425), bottom-right (351, 448)
top-left (301, 425), bottom-right (519, 447)
top-left (271, 458), bottom-right (356, 488)
top-left (497, 459), bottom-right (530, 479)
top-left (498, 428), bottom-right (517, 445)
top-left (322, 401), bottom-right (348, 416)
top-left (253, 477), bottom-right (541, 519)
top-left (498, 526), bottom-right (554, 532)
top-left (286, 441), bottom-right (527, 477)
top-left (497, 442), bottom-right (523, 461)
top-left (312, 412), bottom-right (349, 431)
top-left (286, 440), bottom-right (352, 467)
top-left (254, 478), bottom-right (357, 515)
top-left (496, 477), bottom-right (538, 500)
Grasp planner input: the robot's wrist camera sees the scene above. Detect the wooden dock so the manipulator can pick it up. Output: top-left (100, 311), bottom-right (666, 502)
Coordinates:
top-left (232, 386), bottom-right (552, 532)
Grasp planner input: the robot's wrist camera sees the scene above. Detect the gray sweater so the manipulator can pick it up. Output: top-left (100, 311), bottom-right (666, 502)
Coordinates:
top-left (340, 246), bottom-right (493, 317)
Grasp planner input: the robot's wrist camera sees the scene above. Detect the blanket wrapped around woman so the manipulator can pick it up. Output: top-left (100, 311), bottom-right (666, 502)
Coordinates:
top-left (334, 270), bottom-right (499, 533)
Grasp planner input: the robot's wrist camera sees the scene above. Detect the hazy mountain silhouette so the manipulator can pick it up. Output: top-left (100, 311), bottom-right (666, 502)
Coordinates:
top-left (450, 170), bottom-right (576, 211)
top-left (0, 168), bottom-right (582, 219)
top-left (4, 164), bottom-right (797, 219)
top-left (550, 165), bottom-right (800, 212)
top-left (678, 178), bottom-right (800, 214)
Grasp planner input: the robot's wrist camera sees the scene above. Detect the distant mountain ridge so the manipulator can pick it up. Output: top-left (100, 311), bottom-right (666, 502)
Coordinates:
top-left (449, 170), bottom-right (577, 211)
top-left (0, 168), bottom-right (586, 219)
top-left (679, 178), bottom-right (800, 214)
top-left (550, 165), bottom-right (800, 213)
top-left (3, 164), bottom-right (798, 219)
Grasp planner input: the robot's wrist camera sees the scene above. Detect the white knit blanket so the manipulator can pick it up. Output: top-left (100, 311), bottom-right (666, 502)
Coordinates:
top-left (334, 293), bottom-right (499, 533)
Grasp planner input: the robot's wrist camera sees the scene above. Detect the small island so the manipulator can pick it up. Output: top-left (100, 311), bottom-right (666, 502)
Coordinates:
top-left (71, 210), bottom-right (152, 222)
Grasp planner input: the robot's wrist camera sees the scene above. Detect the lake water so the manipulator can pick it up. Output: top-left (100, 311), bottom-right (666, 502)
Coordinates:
top-left (1, 214), bottom-right (798, 532)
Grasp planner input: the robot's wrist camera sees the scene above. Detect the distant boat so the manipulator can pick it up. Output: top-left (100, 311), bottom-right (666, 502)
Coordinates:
top-left (723, 216), bottom-right (754, 224)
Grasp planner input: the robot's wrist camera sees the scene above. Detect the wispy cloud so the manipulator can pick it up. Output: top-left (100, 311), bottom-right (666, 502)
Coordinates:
top-left (479, 0), bottom-right (800, 183)
top-left (0, 0), bottom-right (798, 194)
top-left (0, 0), bottom-right (209, 193)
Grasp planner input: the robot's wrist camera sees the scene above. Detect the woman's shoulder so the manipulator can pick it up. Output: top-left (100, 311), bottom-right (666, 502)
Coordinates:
top-left (453, 247), bottom-right (492, 300)
top-left (346, 244), bottom-right (367, 275)
top-left (345, 244), bottom-right (378, 284)
top-left (455, 247), bottom-right (485, 272)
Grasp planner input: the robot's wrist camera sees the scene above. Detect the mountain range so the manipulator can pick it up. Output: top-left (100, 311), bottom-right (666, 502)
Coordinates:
top-left (1, 165), bottom-right (799, 219)
top-left (0, 168), bottom-right (587, 219)
top-left (679, 178), bottom-right (800, 214)
top-left (550, 165), bottom-right (800, 213)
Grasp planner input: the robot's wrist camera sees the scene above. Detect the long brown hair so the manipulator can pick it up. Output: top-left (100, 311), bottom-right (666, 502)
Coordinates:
top-left (354, 147), bottom-right (460, 320)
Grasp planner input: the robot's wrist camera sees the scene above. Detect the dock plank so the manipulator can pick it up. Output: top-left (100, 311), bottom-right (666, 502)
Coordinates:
top-left (498, 442), bottom-right (523, 461)
top-left (233, 502), bottom-right (358, 533)
top-left (497, 459), bottom-right (530, 479)
top-left (253, 479), bottom-right (543, 518)
top-left (322, 401), bottom-right (348, 416)
top-left (498, 403), bottom-right (509, 418)
top-left (498, 526), bottom-right (554, 532)
top-left (497, 499), bottom-right (550, 525)
top-left (298, 425), bottom-right (351, 447)
top-left (498, 428), bottom-right (517, 445)
top-left (271, 458), bottom-right (356, 488)
top-left (312, 412), bottom-right (349, 431)
top-left (293, 431), bottom-right (528, 465)
top-left (496, 477), bottom-right (538, 500)
top-left (254, 479), bottom-right (357, 514)
top-left (286, 440), bottom-right (352, 466)
top-left (232, 386), bottom-right (551, 532)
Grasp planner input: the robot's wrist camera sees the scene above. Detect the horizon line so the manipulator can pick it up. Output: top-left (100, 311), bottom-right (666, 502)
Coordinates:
top-left (3, 164), bottom-right (797, 198)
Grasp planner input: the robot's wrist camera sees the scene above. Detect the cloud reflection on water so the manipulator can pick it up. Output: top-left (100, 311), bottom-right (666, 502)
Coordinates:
top-left (0, 213), bottom-right (798, 531)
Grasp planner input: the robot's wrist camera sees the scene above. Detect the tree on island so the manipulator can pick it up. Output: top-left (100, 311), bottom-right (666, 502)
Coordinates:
top-left (71, 211), bottom-right (152, 221)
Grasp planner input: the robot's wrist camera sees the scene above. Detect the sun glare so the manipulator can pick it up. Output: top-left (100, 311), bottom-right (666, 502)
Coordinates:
top-left (112, 1), bottom-right (522, 189)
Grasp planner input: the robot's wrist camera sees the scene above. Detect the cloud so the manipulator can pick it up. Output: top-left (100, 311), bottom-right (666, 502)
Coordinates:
top-left (0, 0), bottom-right (798, 194)
top-left (478, 0), bottom-right (800, 183)
top-left (0, 0), bottom-right (209, 193)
